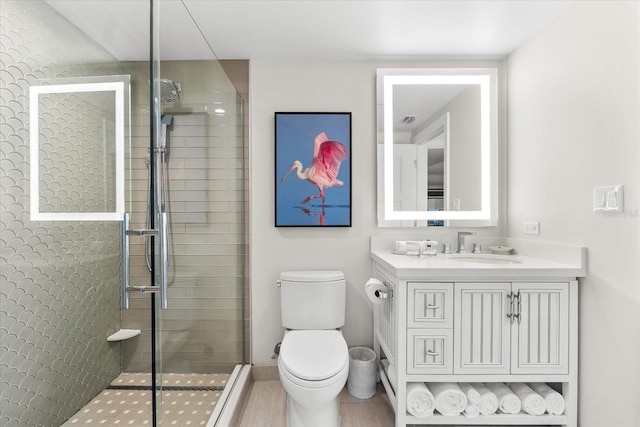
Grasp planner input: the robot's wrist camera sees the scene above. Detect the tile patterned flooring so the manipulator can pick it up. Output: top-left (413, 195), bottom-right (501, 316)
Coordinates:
top-left (237, 381), bottom-right (395, 427)
top-left (61, 389), bottom-right (221, 426)
top-left (111, 373), bottom-right (230, 389)
top-left (63, 373), bottom-right (397, 427)
top-left (61, 373), bottom-right (229, 426)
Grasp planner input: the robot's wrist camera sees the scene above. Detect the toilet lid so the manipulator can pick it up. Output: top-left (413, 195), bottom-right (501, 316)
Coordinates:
top-left (280, 330), bottom-right (348, 381)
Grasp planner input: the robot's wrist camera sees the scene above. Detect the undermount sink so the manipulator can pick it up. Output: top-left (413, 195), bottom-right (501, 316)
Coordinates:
top-left (449, 254), bottom-right (522, 265)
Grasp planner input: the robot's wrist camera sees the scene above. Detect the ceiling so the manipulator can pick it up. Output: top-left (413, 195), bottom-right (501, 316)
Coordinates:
top-left (45, 0), bottom-right (575, 61)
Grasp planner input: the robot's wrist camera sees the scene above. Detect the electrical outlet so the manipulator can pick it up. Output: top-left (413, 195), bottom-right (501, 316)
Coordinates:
top-left (523, 221), bottom-right (540, 235)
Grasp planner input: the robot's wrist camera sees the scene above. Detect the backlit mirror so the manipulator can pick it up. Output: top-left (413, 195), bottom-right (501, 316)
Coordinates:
top-left (376, 68), bottom-right (498, 227)
top-left (29, 75), bottom-right (129, 221)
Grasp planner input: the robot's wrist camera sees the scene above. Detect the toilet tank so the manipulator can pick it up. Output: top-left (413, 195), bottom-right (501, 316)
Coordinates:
top-left (280, 270), bottom-right (345, 330)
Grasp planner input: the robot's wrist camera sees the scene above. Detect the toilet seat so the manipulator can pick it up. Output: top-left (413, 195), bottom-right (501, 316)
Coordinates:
top-left (279, 330), bottom-right (348, 382)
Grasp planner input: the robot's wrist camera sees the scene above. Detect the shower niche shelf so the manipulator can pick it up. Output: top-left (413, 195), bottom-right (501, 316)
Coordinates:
top-left (107, 329), bottom-right (141, 342)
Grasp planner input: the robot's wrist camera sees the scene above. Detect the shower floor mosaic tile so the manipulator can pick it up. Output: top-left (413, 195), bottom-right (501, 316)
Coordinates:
top-left (61, 389), bottom-right (221, 426)
top-left (61, 373), bottom-right (230, 426)
top-left (111, 373), bottom-right (230, 389)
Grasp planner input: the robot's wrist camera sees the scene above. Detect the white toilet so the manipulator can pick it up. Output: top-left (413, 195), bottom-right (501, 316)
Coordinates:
top-left (277, 270), bottom-right (349, 427)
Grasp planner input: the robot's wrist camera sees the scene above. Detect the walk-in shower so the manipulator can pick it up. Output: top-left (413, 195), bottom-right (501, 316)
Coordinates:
top-left (0, 1), bottom-right (249, 426)
top-left (103, 65), bottom-right (248, 427)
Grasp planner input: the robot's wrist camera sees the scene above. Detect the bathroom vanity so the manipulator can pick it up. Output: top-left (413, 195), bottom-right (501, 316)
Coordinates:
top-left (370, 246), bottom-right (585, 427)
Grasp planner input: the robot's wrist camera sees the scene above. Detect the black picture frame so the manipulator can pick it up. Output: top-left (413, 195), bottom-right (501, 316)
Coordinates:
top-left (275, 112), bottom-right (352, 227)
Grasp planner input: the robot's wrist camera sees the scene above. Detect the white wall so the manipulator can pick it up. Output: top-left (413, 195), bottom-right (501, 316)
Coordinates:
top-left (507, 2), bottom-right (640, 426)
top-left (250, 60), bottom-right (503, 366)
top-left (250, 61), bottom-right (376, 366)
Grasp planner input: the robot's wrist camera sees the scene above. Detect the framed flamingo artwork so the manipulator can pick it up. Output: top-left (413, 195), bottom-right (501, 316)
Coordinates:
top-left (275, 112), bottom-right (352, 227)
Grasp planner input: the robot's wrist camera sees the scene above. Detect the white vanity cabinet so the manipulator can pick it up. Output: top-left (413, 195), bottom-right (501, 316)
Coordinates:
top-left (455, 282), bottom-right (569, 375)
top-left (371, 250), bottom-right (584, 427)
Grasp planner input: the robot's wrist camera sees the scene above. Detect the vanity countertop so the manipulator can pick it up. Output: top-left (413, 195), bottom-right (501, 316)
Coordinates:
top-left (371, 250), bottom-right (586, 280)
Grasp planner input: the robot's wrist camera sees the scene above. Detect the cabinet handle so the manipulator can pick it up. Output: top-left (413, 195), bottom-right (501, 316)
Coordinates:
top-left (425, 304), bottom-right (440, 310)
top-left (506, 291), bottom-right (522, 324)
top-left (514, 291), bottom-right (521, 324)
top-left (506, 292), bottom-right (515, 324)
top-left (425, 350), bottom-right (440, 357)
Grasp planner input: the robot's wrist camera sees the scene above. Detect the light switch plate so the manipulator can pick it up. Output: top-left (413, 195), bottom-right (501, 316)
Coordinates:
top-left (593, 185), bottom-right (624, 213)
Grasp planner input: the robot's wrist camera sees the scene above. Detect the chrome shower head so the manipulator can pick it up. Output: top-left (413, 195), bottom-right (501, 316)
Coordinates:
top-left (158, 78), bottom-right (181, 102)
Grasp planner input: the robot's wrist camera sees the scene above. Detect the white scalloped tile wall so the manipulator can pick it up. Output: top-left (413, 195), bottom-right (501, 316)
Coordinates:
top-left (1, 1), bottom-right (122, 426)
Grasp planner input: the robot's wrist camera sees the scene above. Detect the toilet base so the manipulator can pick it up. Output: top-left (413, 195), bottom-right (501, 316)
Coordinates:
top-left (287, 393), bottom-right (340, 427)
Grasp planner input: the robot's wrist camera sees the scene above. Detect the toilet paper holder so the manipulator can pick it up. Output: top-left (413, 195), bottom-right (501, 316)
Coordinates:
top-left (365, 278), bottom-right (393, 304)
top-left (374, 287), bottom-right (393, 299)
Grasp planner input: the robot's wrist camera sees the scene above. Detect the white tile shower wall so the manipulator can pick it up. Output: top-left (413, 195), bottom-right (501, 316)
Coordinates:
top-left (121, 60), bottom-right (246, 374)
top-left (0, 1), bottom-right (122, 426)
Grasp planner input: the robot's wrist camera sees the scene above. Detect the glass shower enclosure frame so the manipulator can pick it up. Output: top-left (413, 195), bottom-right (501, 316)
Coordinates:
top-left (1, 0), bottom-right (247, 425)
top-left (118, 1), bottom-right (249, 425)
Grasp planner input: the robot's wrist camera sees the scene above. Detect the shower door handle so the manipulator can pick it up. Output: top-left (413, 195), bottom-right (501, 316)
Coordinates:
top-left (125, 228), bottom-right (158, 236)
top-left (158, 211), bottom-right (169, 309)
top-left (120, 212), bottom-right (169, 309)
top-left (121, 213), bottom-right (131, 309)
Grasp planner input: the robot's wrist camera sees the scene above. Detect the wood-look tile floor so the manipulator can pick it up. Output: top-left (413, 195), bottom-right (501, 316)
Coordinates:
top-left (237, 381), bottom-right (395, 427)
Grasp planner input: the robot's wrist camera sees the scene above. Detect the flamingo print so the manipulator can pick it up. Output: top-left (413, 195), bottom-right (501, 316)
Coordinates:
top-left (281, 132), bottom-right (348, 205)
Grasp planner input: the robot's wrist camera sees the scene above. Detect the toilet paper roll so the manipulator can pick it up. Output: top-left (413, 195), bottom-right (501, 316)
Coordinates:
top-left (365, 278), bottom-right (387, 305)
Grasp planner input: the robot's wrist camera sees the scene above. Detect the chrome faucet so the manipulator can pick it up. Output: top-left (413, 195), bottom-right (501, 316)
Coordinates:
top-left (457, 231), bottom-right (475, 253)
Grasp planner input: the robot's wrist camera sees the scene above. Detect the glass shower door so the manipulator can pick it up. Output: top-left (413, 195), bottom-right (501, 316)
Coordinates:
top-left (150, 64), bottom-right (247, 425)
top-left (122, 1), bottom-right (247, 425)
top-left (120, 84), bottom-right (166, 426)
top-left (122, 3), bottom-right (248, 426)
top-left (118, 1), bottom-right (167, 425)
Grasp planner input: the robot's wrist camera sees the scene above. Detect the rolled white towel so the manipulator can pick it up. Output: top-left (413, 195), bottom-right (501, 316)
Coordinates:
top-left (528, 383), bottom-right (565, 415)
top-left (427, 382), bottom-right (468, 416)
top-left (510, 382), bottom-right (545, 415)
top-left (458, 382), bottom-right (481, 406)
top-left (406, 383), bottom-right (435, 418)
top-left (473, 383), bottom-right (499, 415)
top-left (463, 404), bottom-right (480, 418)
top-left (486, 382), bottom-right (521, 414)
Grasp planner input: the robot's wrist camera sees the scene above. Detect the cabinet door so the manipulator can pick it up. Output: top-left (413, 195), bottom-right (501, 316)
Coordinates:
top-left (511, 282), bottom-right (569, 374)
top-left (454, 283), bottom-right (511, 374)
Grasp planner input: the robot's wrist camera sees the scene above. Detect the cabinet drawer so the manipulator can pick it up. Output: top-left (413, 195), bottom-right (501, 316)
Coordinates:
top-left (407, 329), bottom-right (453, 374)
top-left (408, 282), bottom-right (453, 328)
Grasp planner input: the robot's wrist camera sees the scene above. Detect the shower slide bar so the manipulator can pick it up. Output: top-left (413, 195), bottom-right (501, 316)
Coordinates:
top-left (121, 212), bottom-right (169, 309)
